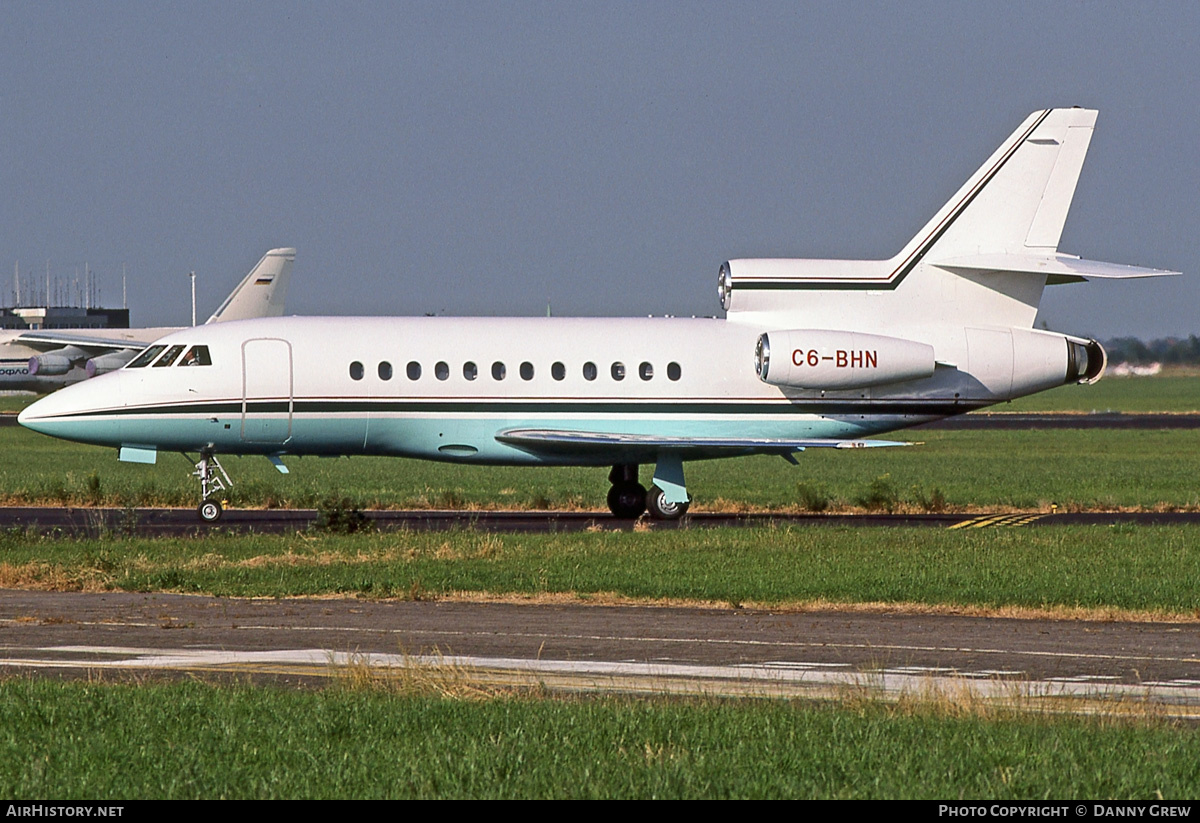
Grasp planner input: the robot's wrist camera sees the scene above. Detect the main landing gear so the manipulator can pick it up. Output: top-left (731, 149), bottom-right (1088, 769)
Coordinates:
top-left (193, 450), bottom-right (233, 522)
top-left (607, 462), bottom-right (691, 521)
top-left (607, 464), bottom-right (647, 519)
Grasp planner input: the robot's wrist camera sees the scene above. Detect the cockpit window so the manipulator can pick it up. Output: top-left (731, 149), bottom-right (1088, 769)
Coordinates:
top-left (178, 345), bottom-right (211, 367)
top-left (152, 345), bottom-right (187, 367)
top-left (126, 345), bottom-right (167, 369)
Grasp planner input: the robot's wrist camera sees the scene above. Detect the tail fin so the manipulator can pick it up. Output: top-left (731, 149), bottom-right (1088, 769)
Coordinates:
top-left (897, 108), bottom-right (1096, 265)
top-left (206, 247), bottom-right (295, 324)
top-left (722, 108), bottom-right (1176, 327)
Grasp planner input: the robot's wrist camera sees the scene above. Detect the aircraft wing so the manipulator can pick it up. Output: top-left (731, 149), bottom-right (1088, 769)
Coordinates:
top-left (496, 428), bottom-right (913, 460)
top-left (10, 329), bottom-right (164, 353)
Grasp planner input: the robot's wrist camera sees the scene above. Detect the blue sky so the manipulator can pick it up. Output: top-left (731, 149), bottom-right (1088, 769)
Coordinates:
top-left (2, 2), bottom-right (1196, 338)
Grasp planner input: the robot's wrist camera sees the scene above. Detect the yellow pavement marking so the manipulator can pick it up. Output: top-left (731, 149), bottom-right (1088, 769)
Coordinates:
top-left (948, 514), bottom-right (1045, 529)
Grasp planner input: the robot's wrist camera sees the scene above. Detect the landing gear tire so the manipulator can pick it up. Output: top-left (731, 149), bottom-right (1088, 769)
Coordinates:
top-left (646, 485), bottom-right (690, 520)
top-left (198, 499), bottom-right (223, 523)
top-left (607, 482), bottom-right (647, 519)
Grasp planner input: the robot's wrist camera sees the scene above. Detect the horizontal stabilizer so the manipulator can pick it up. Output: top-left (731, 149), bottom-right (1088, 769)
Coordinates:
top-left (497, 428), bottom-right (913, 459)
top-left (933, 253), bottom-right (1180, 284)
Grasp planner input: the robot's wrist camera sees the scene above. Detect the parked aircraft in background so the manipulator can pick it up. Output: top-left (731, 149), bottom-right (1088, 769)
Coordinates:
top-left (0, 248), bottom-right (294, 392)
top-left (19, 109), bottom-right (1179, 521)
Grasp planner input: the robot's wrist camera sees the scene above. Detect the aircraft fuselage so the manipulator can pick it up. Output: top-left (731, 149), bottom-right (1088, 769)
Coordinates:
top-left (18, 313), bottom-right (1083, 467)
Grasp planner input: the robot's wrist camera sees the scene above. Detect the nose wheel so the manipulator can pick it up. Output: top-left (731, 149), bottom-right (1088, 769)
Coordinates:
top-left (199, 498), bottom-right (223, 522)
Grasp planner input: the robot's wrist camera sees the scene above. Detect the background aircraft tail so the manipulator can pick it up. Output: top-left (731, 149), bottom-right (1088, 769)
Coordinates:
top-left (206, 247), bottom-right (295, 324)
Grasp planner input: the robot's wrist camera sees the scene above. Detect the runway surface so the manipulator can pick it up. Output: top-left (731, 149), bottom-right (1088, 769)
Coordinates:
top-left (1, 505), bottom-right (1198, 536)
top-left (1, 591), bottom-right (1197, 711)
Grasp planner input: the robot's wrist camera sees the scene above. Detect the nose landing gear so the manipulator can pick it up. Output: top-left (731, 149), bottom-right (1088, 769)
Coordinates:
top-left (193, 450), bottom-right (233, 522)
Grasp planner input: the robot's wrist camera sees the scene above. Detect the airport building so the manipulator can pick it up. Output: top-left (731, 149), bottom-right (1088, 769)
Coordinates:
top-left (0, 306), bottom-right (130, 332)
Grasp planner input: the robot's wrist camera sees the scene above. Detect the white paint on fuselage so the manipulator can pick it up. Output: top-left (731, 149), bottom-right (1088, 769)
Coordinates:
top-left (19, 312), bottom-right (1059, 467)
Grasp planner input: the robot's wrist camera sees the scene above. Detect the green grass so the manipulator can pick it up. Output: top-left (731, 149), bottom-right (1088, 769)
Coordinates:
top-left (0, 680), bottom-right (1195, 798)
top-left (5, 526), bottom-right (1199, 615)
top-left (2, 374), bottom-right (1199, 512)
top-left (1000, 373), bottom-right (1200, 413)
top-left (4, 426), bottom-right (1200, 512)
top-left (0, 394), bottom-right (36, 414)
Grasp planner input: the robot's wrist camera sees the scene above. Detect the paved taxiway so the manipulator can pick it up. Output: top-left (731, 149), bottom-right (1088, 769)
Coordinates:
top-left (1, 591), bottom-right (1197, 710)
top-left (1, 506), bottom-right (1199, 536)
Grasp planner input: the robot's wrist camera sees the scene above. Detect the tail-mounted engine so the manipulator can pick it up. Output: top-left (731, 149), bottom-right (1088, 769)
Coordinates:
top-left (1066, 337), bottom-right (1106, 384)
top-left (755, 330), bottom-right (936, 390)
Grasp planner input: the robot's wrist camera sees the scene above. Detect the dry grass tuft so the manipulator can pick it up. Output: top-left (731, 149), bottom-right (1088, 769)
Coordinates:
top-left (834, 674), bottom-right (1197, 724)
top-left (329, 649), bottom-right (521, 700)
top-left (0, 561), bottom-right (109, 592)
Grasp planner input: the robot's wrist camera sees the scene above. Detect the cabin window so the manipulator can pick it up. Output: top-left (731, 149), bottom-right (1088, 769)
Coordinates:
top-left (520, 361), bottom-right (534, 380)
top-left (492, 361), bottom-right (506, 380)
top-left (349, 361), bottom-right (364, 380)
top-left (153, 345), bottom-right (186, 368)
top-left (463, 361), bottom-right (478, 381)
top-left (668, 362), bottom-right (681, 381)
top-left (435, 361), bottom-right (450, 380)
top-left (127, 345), bottom-right (166, 369)
top-left (611, 362), bottom-right (625, 381)
top-left (639, 362), bottom-right (653, 380)
top-left (407, 361), bottom-right (421, 380)
top-left (178, 345), bottom-right (211, 367)
top-left (378, 361), bottom-right (392, 380)
top-left (583, 361), bottom-right (597, 381)
top-left (551, 361), bottom-right (565, 381)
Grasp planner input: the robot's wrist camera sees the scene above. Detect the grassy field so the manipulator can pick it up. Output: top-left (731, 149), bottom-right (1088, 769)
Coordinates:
top-left (2, 377), bottom-right (1199, 799)
top-left (2, 425), bottom-right (1199, 512)
top-left (1003, 373), bottom-right (1200, 413)
top-left (3, 374), bottom-right (1198, 513)
top-left (2, 376), bottom-right (1190, 515)
top-left (3, 525), bottom-right (1198, 617)
top-left (0, 680), bottom-right (1196, 799)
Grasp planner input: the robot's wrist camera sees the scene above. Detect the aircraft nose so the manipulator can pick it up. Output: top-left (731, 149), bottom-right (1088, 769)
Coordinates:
top-left (18, 372), bottom-right (124, 444)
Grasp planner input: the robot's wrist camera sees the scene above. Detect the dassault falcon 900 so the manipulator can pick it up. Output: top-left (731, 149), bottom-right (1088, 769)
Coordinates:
top-left (19, 108), bottom-right (1179, 521)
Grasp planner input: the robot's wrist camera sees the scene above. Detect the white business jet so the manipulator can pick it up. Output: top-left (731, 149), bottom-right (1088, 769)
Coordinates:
top-left (18, 109), bottom-right (1178, 521)
top-left (0, 247), bottom-right (295, 392)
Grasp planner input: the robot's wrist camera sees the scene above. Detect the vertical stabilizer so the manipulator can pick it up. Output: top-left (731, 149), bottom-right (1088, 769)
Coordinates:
top-left (897, 108), bottom-right (1097, 264)
top-left (722, 108), bottom-right (1117, 329)
top-left (206, 247), bottom-right (295, 324)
